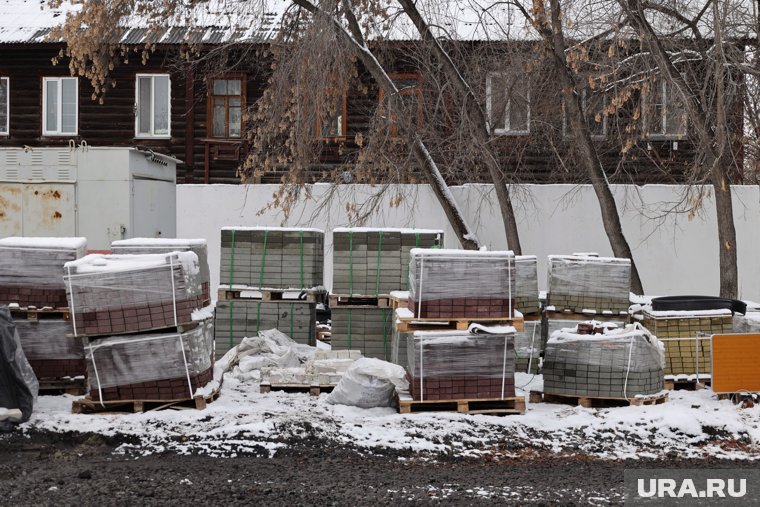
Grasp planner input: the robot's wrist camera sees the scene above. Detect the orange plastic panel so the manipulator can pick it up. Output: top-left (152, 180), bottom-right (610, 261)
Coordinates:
top-left (711, 333), bottom-right (760, 393)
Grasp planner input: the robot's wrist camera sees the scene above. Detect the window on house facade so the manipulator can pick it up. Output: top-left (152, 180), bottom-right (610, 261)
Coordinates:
top-left (43, 77), bottom-right (78, 136)
top-left (136, 74), bottom-right (170, 138)
top-left (379, 73), bottom-right (423, 138)
top-left (486, 72), bottom-right (529, 135)
top-left (0, 77), bottom-right (8, 135)
top-left (646, 78), bottom-right (687, 138)
top-left (562, 89), bottom-right (608, 138)
top-left (209, 77), bottom-right (244, 138)
top-left (315, 89), bottom-right (347, 140)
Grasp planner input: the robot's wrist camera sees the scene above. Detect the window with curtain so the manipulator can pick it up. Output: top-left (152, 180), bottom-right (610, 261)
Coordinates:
top-left (209, 77), bottom-right (244, 138)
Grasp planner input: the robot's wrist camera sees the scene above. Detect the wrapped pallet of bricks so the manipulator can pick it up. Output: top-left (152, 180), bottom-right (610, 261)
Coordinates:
top-left (515, 255), bottom-right (540, 315)
top-left (111, 238), bottom-right (211, 303)
top-left (214, 299), bottom-right (316, 357)
top-left (15, 318), bottom-right (84, 379)
top-left (220, 227), bottom-right (324, 289)
top-left (641, 307), bottom-right (733, 377)
top-left (543, 322), bottom-right (664, 398)
top-left (331, 307), bottom-right (394, 360)
top-left (543, 313), bottom-right (628, 351)
top-left (390, 324), bottom-right (411, 368)
top-left (407, 249), bottom-right (515, 318)
top-left (64, 252), bottom-right (205, 337)
top-left (547, 254), bottom-right (631, 313)
top-left (406, 325), bottom-right (516, 401)
top-left (83, 317), bottom-right (214, 402)
top-left (0, 237), bottom-right (87, 308)
top-left (332, 228), bottom-right (442, 295)
top-left (514, 317), bottom-right (541, 374)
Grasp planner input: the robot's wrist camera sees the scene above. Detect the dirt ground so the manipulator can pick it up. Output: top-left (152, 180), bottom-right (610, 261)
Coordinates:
top-left (1, 430), bottom-right (757, 506)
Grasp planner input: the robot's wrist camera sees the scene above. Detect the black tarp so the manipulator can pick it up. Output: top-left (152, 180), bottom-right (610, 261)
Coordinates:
top-left (0, 306), bottom-right (37, 428)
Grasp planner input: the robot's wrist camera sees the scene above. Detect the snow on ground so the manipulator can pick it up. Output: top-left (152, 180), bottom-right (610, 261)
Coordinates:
top-left (21, 373), bottom-right (760, 460)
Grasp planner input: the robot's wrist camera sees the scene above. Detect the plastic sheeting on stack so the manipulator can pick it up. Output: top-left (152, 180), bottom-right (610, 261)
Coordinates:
top-left (0, 237), bottom-right (87, 308)
top-left (64, 252), bottom-right (204, 337)
top-left (214, 300), bottom-right (316, 357)
top-left (547, 255), bottom-right (631, 313)
top-left (220, 227), bottom-right (324, 289)
top-left (515, 255), bottom-right (540, 315)
top-left (543, 322), bottom-right (664, 398)
top-left (543, 315), bottom-right (628, 352)
top-left (732, 312), bottom-right (760, 333)
top-left (0, 307), bottom-right (38, 426)
top-left (641, 307), bottom-right (732, 376)
top-left (407, 249), bottom-right (515, 318)
top-left (111, 238), bottom-right (211, 303)
top-left (332, 228), bottom-right (442, 295)
top-left (406, 324), bottom-right (516, 401)
top-left (15, 318), bottom-right (84, 379)
top-left (83, 317), bottom-right (214, 402)
top-left (330, 307), bottom-right (394, 360)
top-left (515, 318), bottom-right (541, 374)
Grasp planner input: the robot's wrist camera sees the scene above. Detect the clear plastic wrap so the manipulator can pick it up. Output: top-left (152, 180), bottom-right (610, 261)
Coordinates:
top-left (111, 238), bottom-right (210, 301)
top-left (543, 322), bottom-right (664, 398)
top-left (64, 252), bottom-right (204, 336)
top-left (515, 255), bottom-right (540, 315)
top-left (220, 227), bottom-right (324, 290)
top-left (332, 228), bottom-right (443, 295)
top-left (406, 325), bottom-right (516, 401)
top-left (84, 317), bottom-right (214, 400)
top-left (547, 254), bottom-right (631, 312)
top-left (732, 312), bottom-right (760, 333)
top-left (14, 318), bottom-right (81, 360)
top-left (543, 316), bottom-right (628, 351)
top-left (514, 318), bottom-right (541, 373)
top-left (0, 237), bottom-right (87, 307)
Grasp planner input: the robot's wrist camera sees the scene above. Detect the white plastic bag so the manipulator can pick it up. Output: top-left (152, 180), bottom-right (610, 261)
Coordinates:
top-left (327, 357), bottom-right (408, 408)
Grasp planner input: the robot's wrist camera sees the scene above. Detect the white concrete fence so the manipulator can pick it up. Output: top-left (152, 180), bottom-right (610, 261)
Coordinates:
top-left (177, 183), bottom-right (760, 302)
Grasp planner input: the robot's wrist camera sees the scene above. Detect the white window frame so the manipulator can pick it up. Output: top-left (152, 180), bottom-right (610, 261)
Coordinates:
top-left (562, 89), bottom-right (608, 139)
top-left (646, 79), bottom-right (687, 140)
top-left (486, 71), bottom-right (530, 136)
top-left (42, 77), bottom-right (78, 136)
top-left (0, 77), bottom-right (8, 136)
top-left (135, 73), bottom-right (171, 139)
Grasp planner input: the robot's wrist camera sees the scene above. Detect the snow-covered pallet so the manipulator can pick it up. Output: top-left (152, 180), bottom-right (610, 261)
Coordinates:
top-left (71, 386), bottom-right (221, 414)
top-left (395, 315), bottom-right (524, 333)
top-left (259, 382), bottom-right (336, 396)
top-left (664, 376), bottom-right (711, 391)
top-left (396, 393), bottom-right (525, 415)
top-left (218, 285), bottom-right (325, 303)
top-left (38, 377), bottom-right (87, 396)
top-left (328, 294), bottom-right (392, 308)
top-left (531, 390), bottom-right (668, 408)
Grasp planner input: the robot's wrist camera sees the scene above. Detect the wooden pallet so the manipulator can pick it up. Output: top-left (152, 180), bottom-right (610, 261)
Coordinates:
top-left (316, 329), bottom-right (332, 342)
top-left (328, 294), bottom-right (391, 308)
top-left (717, 392), bottom-right (758, 405)
top-left (38, 377), bottom-right (87, 396)
top-left (397, 394), bottom-right (525, 415)
top-left (218, 286), bottom-right (325, 303)
top-left (10, 307), bottom-right (71, 321)
top-left (664, 378), bottom-right (710, 391)
top-left (395, 315), bottom-right (524, 333)
top-left (71, 385), bottom-right (222, 414)
top-left (390, 293), bottom-right (409, 311)
top-left (531, 390), bottom-right (668, 408)
top-left (259, 382), bottom-right (336, 396)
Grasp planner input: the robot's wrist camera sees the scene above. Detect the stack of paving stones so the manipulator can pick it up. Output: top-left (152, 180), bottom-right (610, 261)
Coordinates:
top-left (111, 238), bottom-right (211, 303)
top-left (64, 252), bottom-right (205, 337)
top-left (543, 322), bottom-right (664, 398)
top-left (407, 249), bottom-right (516, 319)
top-left (406, 328), bottom-right (516, 401)
top-left (547, 254), bottom-right (631, 313)
top-left (84, 319), bottom-right (214, 402)
top-left (641, 308), bottom-right (733, 376)
top-left (0, 237), bottom-right (87, 308)
top-left (330, 228), bottom-right (441, 361)
top-left (515, 255), bottom-right (541, 315)
top-left (514, 319), bottom-right (541, 374)
top-left (220, 227), bottom-right (324, 289)
top-left (214, 300), bottom-right (316, 358)
top-left (15, 318), bottom-right (84, 379)
top-left (391, 325), bottom-right (411, 368)
top-left (330, 307), bottom-right (394, 361)
top-left (332, 228), bottom-right (442, 295)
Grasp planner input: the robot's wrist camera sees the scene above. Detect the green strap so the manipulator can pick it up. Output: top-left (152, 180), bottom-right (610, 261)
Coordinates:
top-left (258, 229), bottom-right (269, 289)
top-left (347, 308), bottom-right (352, 349)
top-left (228, 229), bottom-right (236, 286)
top-left (405, 232), bottom-right (420, 290)
top-left (256, 302), bottom-right (261, 334)
top-left (299, 231), bottom-right (304, 289)
top-left (375, 231), bottom-right (383, 296)
top-left (289, 302), bottom-right (294, 337)
top-left (228, 301), bottom-right (234, 351)
top-left (349, 231), bottom-right (354, 295)
top-left (382, 308), bottom-right (389, 361)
